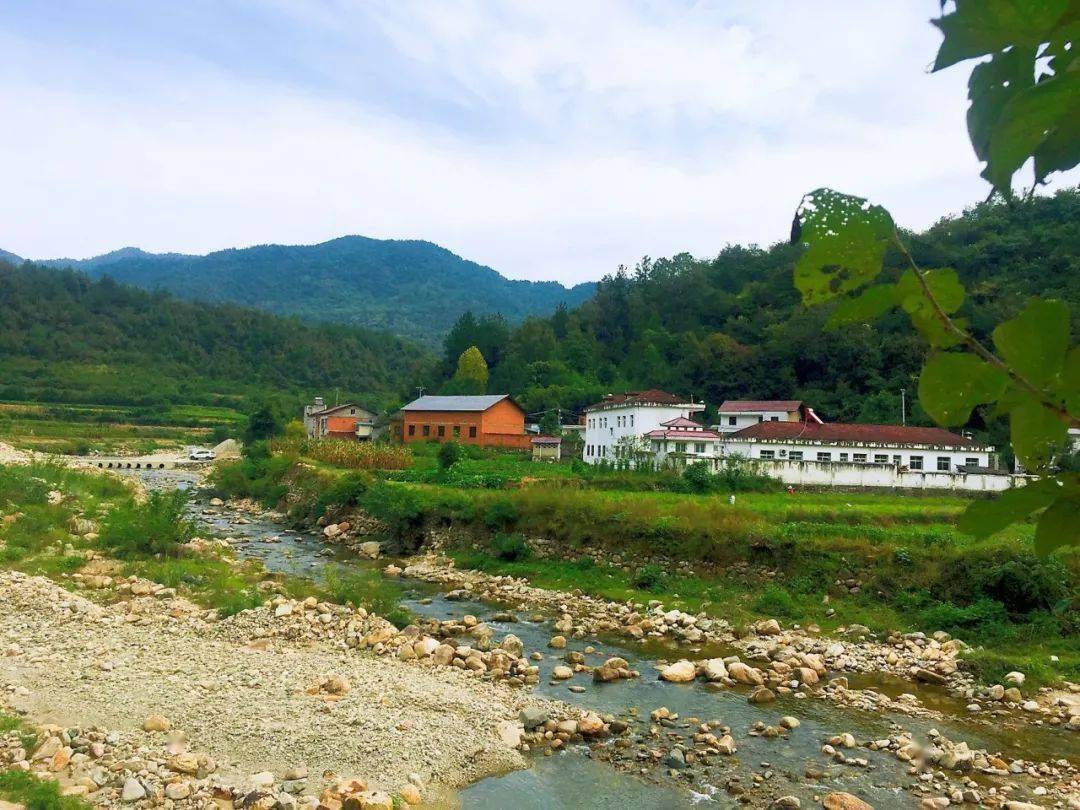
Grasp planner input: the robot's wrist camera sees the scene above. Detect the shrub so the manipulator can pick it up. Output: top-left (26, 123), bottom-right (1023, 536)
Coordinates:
top-left (917, 597), bottom-right (1009, 634)
top-left (482, 496), bottom-right (519, 530)
top-left (632, 563), bottom-right (666, 591)
top-left (99, 490), bottom-right (194, 558)
top-left (491, 533), bottom-right (530, 562)
top-left (752, 584), bottom-right (800, 618)
top-left (0, 767), bottom-right (91, 810)
top-left (573, 554), bottom-right (596, 570)
top-left (437, 441), bottom-right (462, 470)
top-left (315, 471), bottom-right (373, 515)
top-left (681, 461), bottom-right (715, 494)
top-left (975, 557), bottom-right (1069, 615)
top-left (358, 482), bottom-right (425, 553)
top-left (323, 566), bottom-right (410, 628)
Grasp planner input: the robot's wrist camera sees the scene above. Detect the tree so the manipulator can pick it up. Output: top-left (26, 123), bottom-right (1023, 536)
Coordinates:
top-left (449, 346), bottom-right (489, 395)
top-left (244, 402), bottom-right (282, 444)
top-left (437, 441), bottom-right (461, 470)
top-left (538, 409), bottom-right (561, 436)
top-left (788, 1), bottom-right (1080, 554)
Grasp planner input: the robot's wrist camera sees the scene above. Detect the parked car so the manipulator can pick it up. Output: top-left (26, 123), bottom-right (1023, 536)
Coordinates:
top-left (189, 448), bottom-right (216, 461)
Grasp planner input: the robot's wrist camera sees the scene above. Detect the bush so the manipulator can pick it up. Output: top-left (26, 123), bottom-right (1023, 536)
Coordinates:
top-left (632, 563), bottom-right (666, 591)
top-left (752, 584), bottom-right (800, 618)
top-left (323, 566), bottom-right (411, 628)
top-left (315, 471), bottom-right (373, 515)
top-left (681, 461), bottom-right (716, 494)
top-left (437, 441), bottom-right (462, 470)
top-left (99, 490), bottom-right (194, 558)
top-left (917, 597), bottom-right (1010, 634)
top-left (491, 533), bottom-right (530, 562)
top-left (482, 496), bottom-right (519, 530)
top-left (358, 482), bottom-right (425, 553)
top-left (0, 767), bottom-right (91, 810)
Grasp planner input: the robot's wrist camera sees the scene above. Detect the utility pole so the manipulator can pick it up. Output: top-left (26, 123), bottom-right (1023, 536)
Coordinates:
top-left (900, 388), bottom-right (906, 426)
top-left (416, 385), bottom-right (425, 399)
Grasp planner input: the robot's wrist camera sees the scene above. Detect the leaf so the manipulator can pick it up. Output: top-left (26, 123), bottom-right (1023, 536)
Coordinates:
top-left (896, 269), bottom-right (967, 347)
top-left (919, 352), bottom-right (1008, 426)
top-left (984, 71), bottom-right (1080, 191)
top-left (1034, 492), bottom-right (1080, 555)
top-left (1065, 346), bottom-right (1080, 419)
top-left (958, 475), bottom-right (1066, 538)
top-left (1008, 393), bottom-right (1069, 470)
top-left (826, 284), bottom-right (897, 329)
top-left (966, 46), bottom-right (1036, 163)
top-left (992, 298), bottom-right (1070, 389)
top-left (931, 0), bottom-right (1068, 70)
top-left (792, 189), bottom-right (895, 306)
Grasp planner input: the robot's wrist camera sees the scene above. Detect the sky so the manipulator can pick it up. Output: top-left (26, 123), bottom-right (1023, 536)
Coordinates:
top-left (1, 1), bottom-right (1076, 285)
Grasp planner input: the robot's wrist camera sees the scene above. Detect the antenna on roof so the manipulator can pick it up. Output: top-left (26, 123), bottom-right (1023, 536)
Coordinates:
top-left (900, 388), bottom-right (906, 427)
top-left (416, 386), bottom-right (425, 399)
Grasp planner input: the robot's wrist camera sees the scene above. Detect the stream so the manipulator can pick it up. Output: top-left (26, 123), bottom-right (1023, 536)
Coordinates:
top-left (134, 469), bottom-right (1079, 808)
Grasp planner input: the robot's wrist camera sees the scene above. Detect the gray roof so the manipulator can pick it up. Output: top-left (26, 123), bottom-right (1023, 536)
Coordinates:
top-left (401, 394), bottom-right (514, 413)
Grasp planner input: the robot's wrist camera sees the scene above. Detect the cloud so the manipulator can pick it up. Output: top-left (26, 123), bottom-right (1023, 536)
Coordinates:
top-left (0, 1), bottom-right (1074, 284)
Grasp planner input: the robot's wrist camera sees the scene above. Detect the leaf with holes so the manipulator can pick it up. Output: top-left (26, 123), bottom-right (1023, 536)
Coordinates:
top-left (792, 189), bottom-right (895, 306)
top-left (931, 0), bottom-right (1068, 71)
top-left (919, 352), bottom-right (1008, 426)
top-left (1008, 392), bottom-right (1069, 470)
top-left (1034, 491), bottom-right (1080, 555)
top-left (958, 475), bottom-right (1067, 538)
top-left (826, 284), bottom-right (898, 329)
top-left (993, 298), bottom-right (1070, 389)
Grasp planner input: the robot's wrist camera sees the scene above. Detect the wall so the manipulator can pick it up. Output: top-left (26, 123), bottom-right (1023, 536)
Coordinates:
top-left (744, 459), bottom-right (1022, 492)
top-left (722, 439), bottom-right (992, 472)
top-left (715, 410), bottom-right (798, 433)
top-left (583, 404), bottom-right (702, 464)
top-left (480, 398), bottom-right (527, 436)
top-left (403, 404), bottom-right (529, 449)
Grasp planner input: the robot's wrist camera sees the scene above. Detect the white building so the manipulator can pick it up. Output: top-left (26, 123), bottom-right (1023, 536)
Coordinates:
top-left (583, 390), bottom-right (704, 464)
top-left (714, 400), bottom-right (820, 433)
top-left (647, 417), bottom-right (726, 466)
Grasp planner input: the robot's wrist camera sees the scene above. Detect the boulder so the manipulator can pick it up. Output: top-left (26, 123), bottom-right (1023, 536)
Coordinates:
top-left (121, 779), bottom-right (146, 802)
top-left (748, 686), bottom-right (776, 704)
top-left (496, 721), bottom-right (523, 748)
top-left (142, 714), bottom-right (171, 732)
top-left (822, 793), bottom-right (873, 810)
top-left (578, 712), bottom-right (605, 735)
top-left (548, 635), bottom-right (567, 649)
top-left (702, 659), bottom-right (728, 681)
top-left (660, 660), bottom-right (697, 683)
top-left (357, 542), bottom-right (381, 560)
top-left (728, 662), bottom-right (764, 686)
top-left (552, 666), bottom-right (574, 681)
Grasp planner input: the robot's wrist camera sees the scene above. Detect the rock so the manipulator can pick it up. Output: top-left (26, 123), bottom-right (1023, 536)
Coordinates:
top-left (659, 660), bottom-right (696, 683)
top-left (552, 665), bottom-right (574, 680)
top-left (142, 714), bottom-right (171, 732)
top-left (548, 635), bottom-right (567, 649)
top-left (398, 784), bottom-right (421, 806)
top-left (323, 675), bottom-right (350, 695)
top-left (165, 782), bottom-right (192, 800)
top-left (1004, 804), bottom-right (1043, 810)
top-left (915, 668), bottom-right (948, 685)
top-left (779, 716), bottom-right (800, 729)
top-left (702, 658), bottom-right (728, 681)
top-left (357, 542), bottom-right (381, 560)
top-left (168, 753), bottom-right (200, 774)
top-left (987, 684), bottom-right (1005, 700)
top-left (1004, 671), bottom-right (1025, 686)
top-left (121, 778), bottom-right (146, 802)
top-left (772, 798), bottom-right (801, 809)
top-left (383, 565), bottom-right (402, 577)
top-left (822, 793), bottom-right (874, 810)
top-left (664, 748), bottom-right (686, 769)
top-left (519, 707), bottom-right (549, 729)
top-left (496, 721), bottom-right (523, 748)
top-left (756, 619), bottom-right (781, 635)
top-left (283, 766), bottom-right (308, 781)
top-left (251, 772), bottom-right (275, 788)
top-left (727, 661), bottom-right (764, 685)
top-left (716, 734), bottom-right (737, 755)
top-left (748, 686), bottom-right (776, 704)
top-left (345, 791), bottom-right (392, 810)
top-left (578, 712), bottom-right (605, 735)
top-left (501, 634), bottom-right (524, 657)
top-left (1004, 686), bottom-right (1023, 702)
top-left (275, 603), bottom-right (293, 618)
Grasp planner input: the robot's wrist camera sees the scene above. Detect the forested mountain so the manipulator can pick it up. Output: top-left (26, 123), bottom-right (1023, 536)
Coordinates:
top-left (0, 261), bottom-right (432, 410)
top-left (442, 189), bottom-right (1080, 452)
top-left (6, 236), bottom-right (595, 343)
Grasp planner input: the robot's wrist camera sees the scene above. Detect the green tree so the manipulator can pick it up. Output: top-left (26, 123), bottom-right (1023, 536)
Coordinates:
top-left (538, 409), bottom-right (561, 436)
top-left (449, 346), bottom-right (489, 395)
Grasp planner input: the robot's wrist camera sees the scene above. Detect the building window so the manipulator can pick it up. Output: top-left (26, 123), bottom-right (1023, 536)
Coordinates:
top-left (437, 425), bottom-right (445, 437)
top-left (937, 456), bottom-right (950, 471)
top-left (853, 453), bottom-right (867, 463)
top-left (839, 452), bottom-right (849, 462)
top-left (757, 415), bottom-right (764, 422)
top-left (892, 454), bottom-right (902, 465)
top-left (909, 455), bottom-right (924, 470)
top-left (675, 442), bottom-right (686, 453)
top-left (874, 454), bottom-right (888, 463)
top-left (728, 416), bottom-right (737, 426)
top-left (817, 452), bottom-right (831, 462)
top-left (770, 416), bottom-right (779, 421)
top-left (965, 457), bottom-right (978, 467)
top-left (453, 425), bottom-right (460, 437)
top-left (694, 442), bottom-right (706, 454)
top-left (630, 415), bottom-right (634, 427)
top-left (422, 425), bottom-right (430, 437)
top-left (759, 450), bottom-right (775, 460)
top-left (468, 426), bottom-right (477, 438)
top-left (789, 451), bottom-right (803, 461)
top-left (408, 424), bottom-right (415, 436)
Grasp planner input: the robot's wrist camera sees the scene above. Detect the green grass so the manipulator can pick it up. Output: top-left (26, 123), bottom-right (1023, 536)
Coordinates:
top-left (0, 768), bottom-right (93, 810)
top-left (0, 711), bottom-right (39, 753)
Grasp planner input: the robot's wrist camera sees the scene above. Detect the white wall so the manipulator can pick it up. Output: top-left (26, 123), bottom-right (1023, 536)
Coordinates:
top-left (715, 410), bottom-right (795, 433)
top-left (583, 404), bottom-right (702, 464)
top-left (722, 439), bottom-right (991, 473)
top-left (743, 459), bottom-right (1023, 492)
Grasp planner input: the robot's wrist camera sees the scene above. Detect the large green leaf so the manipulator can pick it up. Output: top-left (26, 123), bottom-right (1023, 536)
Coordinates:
top-left (826, 284), bottom-right (897, 329)
top-left (1008, 393), bottom-right (1069, 470)
top-left (792, 189), bottom-right (895, 306)
top-left (966, 47), bottom-right (1036, 163)
top-left (958, 475), bottom-right (1067, 538)
top-left (931, 0), bottom-right (1069, 70)
top-left (992, 298), bottom-right (1070, 389)
top-left (896, 269), bottom-right (967, 347)
top-left (984, 72), bottom-right (1080, 191)
top-left (1065, 346), bottom-right (1080, 419)
top-left (918, 351), bottom-right (1008, 426)
top-left (1034, 491), bottom-right (1080, 555)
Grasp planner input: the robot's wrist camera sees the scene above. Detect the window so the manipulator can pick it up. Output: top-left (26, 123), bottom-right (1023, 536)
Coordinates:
top-left (789, 451), bottom-right (803, 461)
top-left (892, 454), bottom-right (902, 465)
top-left (874, 454), bottom-right (888, 463)
top-left (728, 416), bottom-right (737, 426)
top-left (817, 452), bottom-right (832, 462)
top-left (422, 425), bottom-right (430, 437)
top-left (770, 416), bottom-right (779, 421)
top-left (694, 442), bottom-right (706, 454)
top-left (652, 441), bottom-right (661, 452)
top-left (853, 453), bottom-right (867, 463)
top-left (453, 426), bottom-right (460, 437)
top-left (839, 452), bottom-right (849, 462)
top-left (937, 456), bottom-right (950, 471)
top-left (408, 424), bottom-right (415, 436)
top-left (909, 455), bottom-right (924, 470)
top-left (759, 450), bottom-right (775, 459)
top-left (675, 442), bottom-right (687, 453)
top-left (468, 426), bottom-right (477, 438)
top-left (437, 425), bottom-right (445, 437)
top-left (630, 415), bottom-right (634, 427)
top-left (965, 457), bottom-right (978, 467)
top-left (757, 415), bottom-right (764, 422)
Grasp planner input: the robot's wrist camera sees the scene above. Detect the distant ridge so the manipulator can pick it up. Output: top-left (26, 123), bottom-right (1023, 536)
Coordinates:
top-left (16, 235), bottom-right (596, 343)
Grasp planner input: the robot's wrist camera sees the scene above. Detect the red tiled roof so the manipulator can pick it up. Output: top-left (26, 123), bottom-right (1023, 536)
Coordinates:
top-left (729, 421), bottom-right (984, 448)
top-left (584, 389), bottom-right (692, 411)
top-left (646, 428), bottom-right (724, 440)
top-left (661, 416), bottom-right (704, 428)
top-left (718, 400), bottom-right (802, 413)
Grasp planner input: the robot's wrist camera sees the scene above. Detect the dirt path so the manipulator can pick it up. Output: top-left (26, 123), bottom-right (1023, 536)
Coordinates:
top-left (0, 571), bottom-right (557, 802)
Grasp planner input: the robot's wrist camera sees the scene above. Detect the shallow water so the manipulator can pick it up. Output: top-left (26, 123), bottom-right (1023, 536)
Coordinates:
top-left (131, 469), bottom-right (1078, 808)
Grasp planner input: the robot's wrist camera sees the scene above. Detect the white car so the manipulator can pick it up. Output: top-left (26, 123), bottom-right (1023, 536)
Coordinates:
top-left (189, 449), bottom-right (216, 461)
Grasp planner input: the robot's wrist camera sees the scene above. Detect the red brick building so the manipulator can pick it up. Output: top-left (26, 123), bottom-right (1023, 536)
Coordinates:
top-left (400, 395), bottom-right (530, 449)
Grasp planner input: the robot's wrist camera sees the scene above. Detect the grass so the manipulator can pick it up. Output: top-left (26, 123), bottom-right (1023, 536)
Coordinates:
top-left (0, 768), bottom-right (93, 810)
top-left (0, 711), bottom-right (39, 753)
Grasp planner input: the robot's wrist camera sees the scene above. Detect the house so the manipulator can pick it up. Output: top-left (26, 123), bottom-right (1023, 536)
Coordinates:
top-left (400, 395), bottom-right (530, 449)
top-left (531, 436), bottom-right (562, 462)
top-left (582, 390), bottom-right (704, 465)
top-left (714, 400), bottom-right (821, 433)
top-left (647, 417), bottom-right (725, 467)
top-left (303, 397), bottom-right (375, 440)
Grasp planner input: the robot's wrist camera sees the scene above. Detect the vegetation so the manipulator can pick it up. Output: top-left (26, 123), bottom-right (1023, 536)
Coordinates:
top-left (99, 490), bottom-right (195, 557)
top-left (0, 766), bottom-right (92, 810)
top-left (19, 236), bottom-right (594, 344)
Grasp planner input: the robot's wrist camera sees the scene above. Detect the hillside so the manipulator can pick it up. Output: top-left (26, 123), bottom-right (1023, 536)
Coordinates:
top-left (8, 236), bottom-right (595, 343)
top-left (0, 260), bottom-right (432, 411)
top-left (447, 188), bottom-right (1080, 454)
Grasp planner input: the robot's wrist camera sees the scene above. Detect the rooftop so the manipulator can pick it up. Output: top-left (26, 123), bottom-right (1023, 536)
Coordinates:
top-left (718, 399), bottom-right (802, 413)
top-left (401, 394), bottom-right (515, 412)
top-left (584, 389), bottom-right (701, 412)
top-left (729, 421), bottom-right (987, 448)
top-left (660, 416), bottom-right (705, 429)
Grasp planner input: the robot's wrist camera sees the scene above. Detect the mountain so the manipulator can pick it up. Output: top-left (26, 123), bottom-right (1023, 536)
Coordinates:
top-left (20, 236), bottom-right (596, 343)
top-left (0, 259), bottom-right (432, 411)
top-left (448, 188), bottom-right (1080, 458)
top-left (0, 249), bottom-right (23, 265)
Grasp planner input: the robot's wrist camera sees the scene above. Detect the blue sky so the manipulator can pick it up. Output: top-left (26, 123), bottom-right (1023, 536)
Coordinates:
top-left (2, 2), bottom-right (1075, 283)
